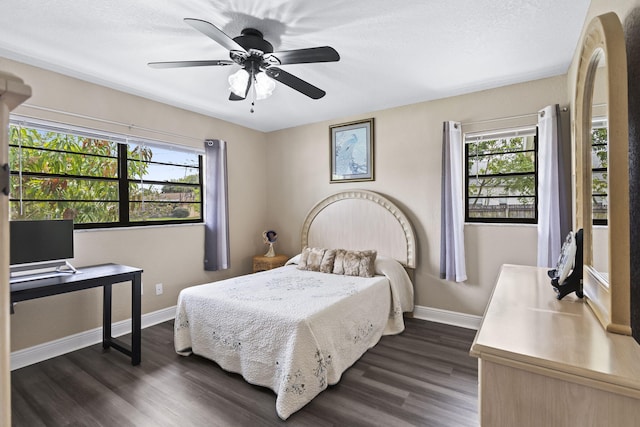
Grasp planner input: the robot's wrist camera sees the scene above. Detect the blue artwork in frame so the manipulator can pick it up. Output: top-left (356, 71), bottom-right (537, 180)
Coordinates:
top-left (330, 118), bottom-right (374, 183)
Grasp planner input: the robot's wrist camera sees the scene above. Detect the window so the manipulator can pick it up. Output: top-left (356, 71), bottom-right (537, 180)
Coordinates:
top-left (8, 118), bottom-right (203, 229)
top-left (465, 127), bottom-right (538, 223)
top-left (591, 117), bottom-right (608, 225)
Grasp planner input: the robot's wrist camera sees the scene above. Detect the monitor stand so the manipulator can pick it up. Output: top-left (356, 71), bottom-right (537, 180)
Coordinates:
top-left (10, 260), bottom-right (79, 284)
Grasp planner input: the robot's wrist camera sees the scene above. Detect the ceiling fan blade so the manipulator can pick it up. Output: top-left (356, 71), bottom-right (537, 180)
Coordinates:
top-left (184, 18), bottom-right (246, 53)
top-left (265, 67), bottom-right (325, 99)
top-left (268, 46), bottom-right (340, 65)
top-left (148, 60), bottom-right (234, 69)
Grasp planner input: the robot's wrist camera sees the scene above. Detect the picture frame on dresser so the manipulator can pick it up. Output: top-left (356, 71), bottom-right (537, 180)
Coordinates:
top-left (329, 118), bottom-right (374, 183)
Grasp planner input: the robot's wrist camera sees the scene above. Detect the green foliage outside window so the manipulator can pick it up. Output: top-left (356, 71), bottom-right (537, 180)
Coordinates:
top-left (8, 122), bottom-right (202, 227)
top-left (466, 135), bottom-right (537, 222)
top-left (591, 126), bottom-right (608, 223)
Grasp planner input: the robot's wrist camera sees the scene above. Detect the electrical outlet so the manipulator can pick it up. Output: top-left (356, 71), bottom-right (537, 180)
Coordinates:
top-left (155, 283), bottom-right (163, 295)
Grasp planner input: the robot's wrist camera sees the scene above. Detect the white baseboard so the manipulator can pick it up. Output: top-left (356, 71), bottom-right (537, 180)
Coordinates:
top-left (412, 305), bottom-right (482, 330)
top-left (11, 305), bottom-right (176, 371)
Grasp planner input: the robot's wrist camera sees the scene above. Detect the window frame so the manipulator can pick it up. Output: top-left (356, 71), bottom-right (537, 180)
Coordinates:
top-left (464, 127), bottom-right (539, 224)
top-left (8, 117), bottom-right (204, 229)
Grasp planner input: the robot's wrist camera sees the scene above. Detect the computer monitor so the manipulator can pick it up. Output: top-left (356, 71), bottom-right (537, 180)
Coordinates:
top-left (10, 219), bottom-right (74, 266)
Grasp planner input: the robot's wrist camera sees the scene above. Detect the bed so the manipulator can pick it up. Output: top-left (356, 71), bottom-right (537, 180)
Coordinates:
top-left (174, 190), bottom-right (417, 419)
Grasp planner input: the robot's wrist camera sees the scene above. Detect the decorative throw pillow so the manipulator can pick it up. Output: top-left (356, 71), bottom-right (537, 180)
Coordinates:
top-left (297, 246), bottom-right (311, 270)
top-left (333, 249), bottom-right (377, 277)
top-left (298, 247), bottom-right (337, 272)
top-left (319, 249), bottom-right (337, 273)
top-left (305, 247), bottom-right (326, 271)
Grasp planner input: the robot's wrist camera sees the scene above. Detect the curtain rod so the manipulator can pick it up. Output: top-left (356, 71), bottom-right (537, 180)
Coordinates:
top-left (19, 103), bottom-right (203, 143)
top-left (462, 106), bottom-right (570, 127)
top-left (462, 112), bottom-right (538, 127)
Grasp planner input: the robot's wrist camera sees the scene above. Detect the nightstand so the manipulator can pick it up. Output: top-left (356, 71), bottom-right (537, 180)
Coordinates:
top-left (252, 254), bottom-right (289, 273)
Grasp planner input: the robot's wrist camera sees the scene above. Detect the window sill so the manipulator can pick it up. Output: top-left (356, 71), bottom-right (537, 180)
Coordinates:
top-left (464, 222), bottom-right (537, 228)
top-left (74, 222), bottom-right (204, 233)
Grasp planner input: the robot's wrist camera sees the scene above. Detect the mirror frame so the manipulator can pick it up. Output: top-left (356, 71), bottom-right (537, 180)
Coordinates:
top-left (575, 12), bottom-right (630, 334)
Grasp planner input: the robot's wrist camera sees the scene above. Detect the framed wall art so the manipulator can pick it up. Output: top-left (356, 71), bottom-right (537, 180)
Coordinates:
top-left (329, 118), bottom-right (374, 183)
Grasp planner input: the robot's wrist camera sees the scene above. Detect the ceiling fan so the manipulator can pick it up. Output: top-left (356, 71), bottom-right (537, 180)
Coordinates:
top-left (148, 18), bottom-right (340, 105)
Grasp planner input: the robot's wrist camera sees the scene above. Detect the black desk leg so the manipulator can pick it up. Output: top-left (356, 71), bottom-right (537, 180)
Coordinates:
top-left (103, 283), bottom-right (112, 350)
top-left (131, 273), bottom-right (142, 365)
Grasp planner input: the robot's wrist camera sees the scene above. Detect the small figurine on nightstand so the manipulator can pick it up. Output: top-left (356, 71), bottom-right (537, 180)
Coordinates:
top-left (262, 230), bottom-right (278, 257)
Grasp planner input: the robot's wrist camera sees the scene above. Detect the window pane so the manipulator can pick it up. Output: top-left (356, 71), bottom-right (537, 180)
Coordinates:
top-left (157, 183), bottom-right (201, 202)
top-left (128, 142), bottom-right (199, 167)
top-left (129, 182), bottom-right (201, 221)
top-left (468, 175), bottom-right (535, 198)
top-left (592, 171), bottom-right (608, 195)
top-left (10, 146), bottom-right (118, 178)
top-left (9, 126), bottom-right (118, 157)
top-left (10, 201), bottom-right (119, 223)
top-left (129, 182), bottom-right (200, 202)
top-left (129, 202), bottom-right (201, 222)
top-left (130, 182), bottom-right (161, 201)
top-left (591, 146), bottom-right (607, 169)
top-left (467, 197), bottom-right (535, 220)
top-left (591, 127), bottom-right (608, 146)
top-left (468, 151), bottom-right (535, 175)
top-left (127, 160), bottom-right (200, 183)
top-left (467, 136), bottom-right (535, 156)
top-left (592, 195), bottom-right (607, 221)
top-left (10, 176), bottom-right (119, 201)
top-left (468, 152), bottom-right (535, 175)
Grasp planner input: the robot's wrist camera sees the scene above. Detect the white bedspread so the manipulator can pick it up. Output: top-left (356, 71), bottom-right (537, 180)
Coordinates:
top-left (174, 258), bottom-right (413, 419)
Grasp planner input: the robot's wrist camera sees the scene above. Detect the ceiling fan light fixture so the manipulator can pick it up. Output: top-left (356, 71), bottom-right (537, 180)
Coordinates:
top-left (228, 68), bottom-right (275, 100)
top-left (151, 20), bottom-right (339, 102)
top-left (254, 72), bottom-right (275, 100)
top-left (228, 68), bottom-right (250, 97)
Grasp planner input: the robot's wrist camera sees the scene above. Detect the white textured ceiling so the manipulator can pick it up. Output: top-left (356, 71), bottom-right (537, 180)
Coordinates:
top-left (0, 0), bottom-right (591, 132)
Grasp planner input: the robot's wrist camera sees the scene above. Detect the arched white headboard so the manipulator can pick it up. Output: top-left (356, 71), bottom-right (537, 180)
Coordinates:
top-left (301, 190), bottom-right (417, 268)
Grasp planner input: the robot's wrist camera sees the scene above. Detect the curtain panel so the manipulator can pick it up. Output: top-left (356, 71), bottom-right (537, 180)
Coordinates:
top-left (440, 121), bottom-right (467, 282)
top-left (204, 139), bottom-right (230, 271)
top-left (537, 105), bottom-right (571, 267)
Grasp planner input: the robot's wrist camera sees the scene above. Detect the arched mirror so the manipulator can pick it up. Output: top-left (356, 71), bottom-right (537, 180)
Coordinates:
top-left (575, 12), bottom-right (630, 335)
top-left (590, 56), bottom-right (609, 282)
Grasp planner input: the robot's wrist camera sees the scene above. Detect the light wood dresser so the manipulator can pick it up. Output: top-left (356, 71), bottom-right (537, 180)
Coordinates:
top-left (471, 264), bottom-right (640, 426)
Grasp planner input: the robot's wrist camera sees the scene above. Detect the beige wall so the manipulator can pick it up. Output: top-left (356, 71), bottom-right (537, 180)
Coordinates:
top-left (2, 58), bottom-right (270, 351)
top-left (266, 75), bottom-right (568, 316)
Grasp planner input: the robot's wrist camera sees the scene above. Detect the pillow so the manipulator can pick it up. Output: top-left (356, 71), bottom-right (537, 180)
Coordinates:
top-left (319, 249), bottom-right (337, 273)
top-left (333, 249), bottom-right (377, 278)
top-left (284, 253), bottom-right (301, 266)
top-left (297, 246), bottom-right (313, 270)
top-left (297, 247), bottom-right (337, 272)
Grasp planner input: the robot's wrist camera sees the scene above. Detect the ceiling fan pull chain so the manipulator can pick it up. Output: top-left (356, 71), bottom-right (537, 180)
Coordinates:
top-left (250, 69), bottom-right (257, 113)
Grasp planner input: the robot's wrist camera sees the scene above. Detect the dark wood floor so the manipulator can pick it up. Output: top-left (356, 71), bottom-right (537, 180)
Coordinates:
top-left (11, 318), bottom-right (479, 426)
